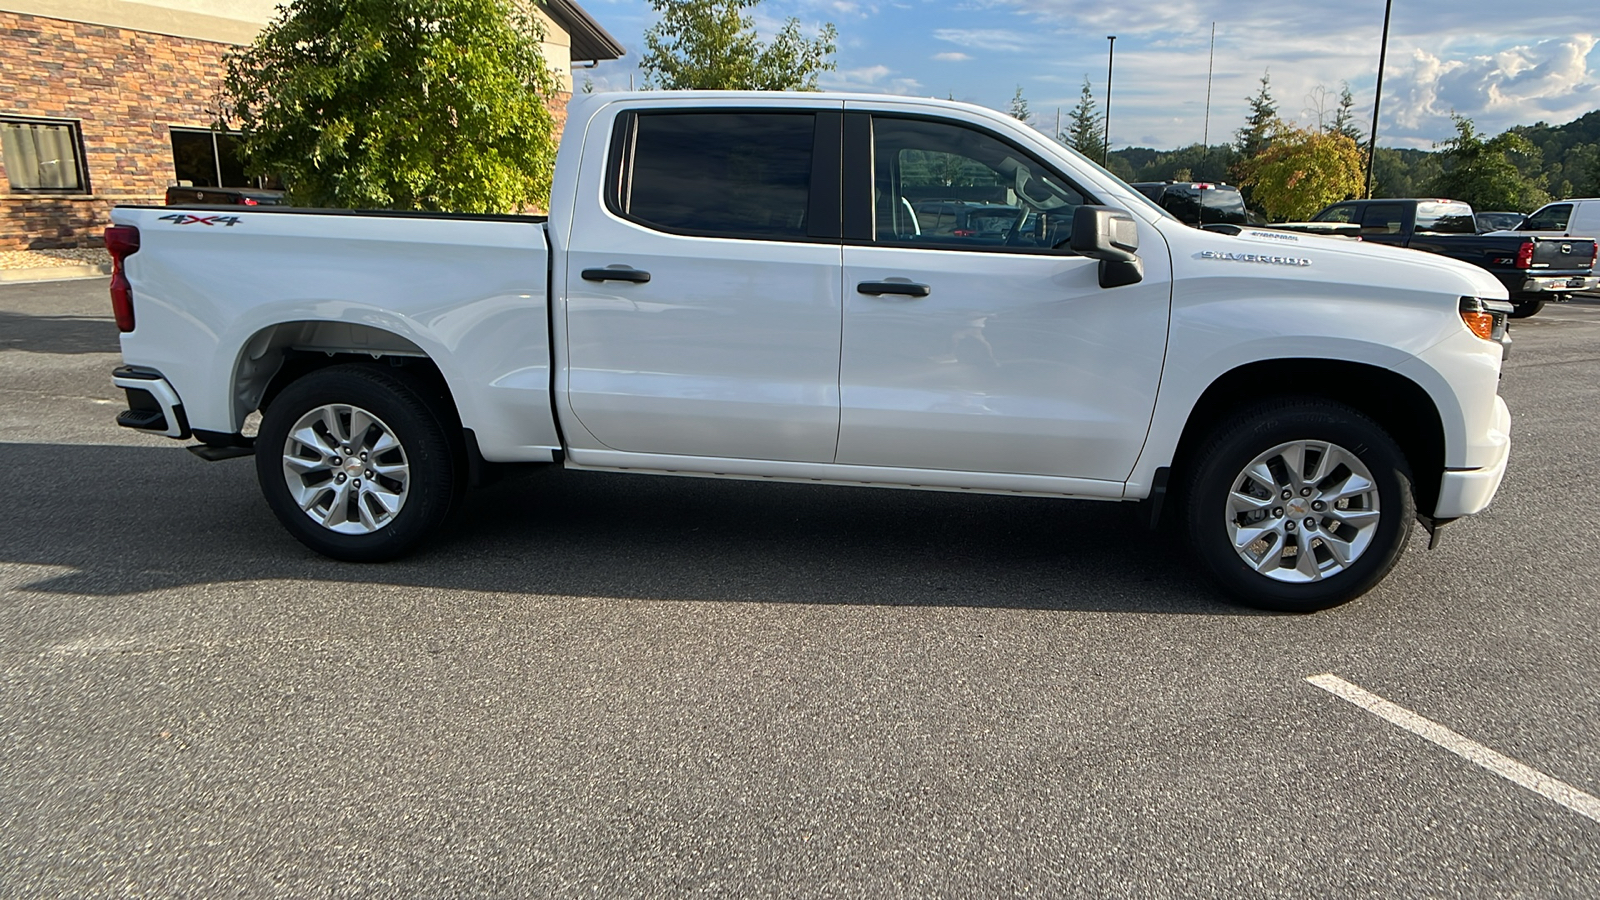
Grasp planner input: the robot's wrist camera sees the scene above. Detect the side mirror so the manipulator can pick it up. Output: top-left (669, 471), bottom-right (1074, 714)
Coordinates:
top-left (1069, 205), bottom-right (1144, 288)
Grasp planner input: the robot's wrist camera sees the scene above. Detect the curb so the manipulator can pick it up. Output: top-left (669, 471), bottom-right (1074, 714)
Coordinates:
top-left (0, 264), bottom-right (113, 284)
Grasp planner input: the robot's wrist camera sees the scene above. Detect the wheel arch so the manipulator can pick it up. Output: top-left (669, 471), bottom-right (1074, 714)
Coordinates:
top-left (1166, 358), bottom-right (1446, 517)
top-left (231, 320), bottom-right (461, 433)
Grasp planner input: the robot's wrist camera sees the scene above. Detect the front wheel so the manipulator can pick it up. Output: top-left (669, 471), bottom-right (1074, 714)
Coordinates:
top-left (1182, 401), bottom-right (1415, 612)
top-left (255, 364), bottom-right (461, 561)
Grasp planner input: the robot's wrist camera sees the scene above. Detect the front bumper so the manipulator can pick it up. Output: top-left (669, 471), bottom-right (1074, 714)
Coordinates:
top-left (1434, 394), bottom-right (1511, 518)
top-left (112, 366), bottom-right (190, 439)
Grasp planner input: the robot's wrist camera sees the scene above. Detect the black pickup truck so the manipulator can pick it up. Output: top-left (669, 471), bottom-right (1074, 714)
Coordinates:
top-left (1292, 199), bottom-right (1597, 317)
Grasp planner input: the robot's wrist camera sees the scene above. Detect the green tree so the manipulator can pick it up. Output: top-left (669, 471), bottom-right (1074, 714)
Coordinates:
top-left (639, 0), bottom-right (837, 91)
top-left (1238, 120), bottom-right (1365, 220)
top-left (1061, 77), bottom-right (1105, 160)
top-left (222, 0), bottom-right (561, 212)
top-left (1008, 85), bottom-right (1032, 124)
top-left (1425, 114), bottom-right (1550, 212)
top-left (1235, 71), bottom-right (1277, 158)
top-left (1332, 82), bottom-right (1363, 142)
top-left (1370, 146), bottom-right (1441, 198)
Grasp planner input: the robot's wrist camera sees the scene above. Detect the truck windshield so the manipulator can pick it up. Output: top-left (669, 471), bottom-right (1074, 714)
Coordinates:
top-left (1414, 201), bottom-right (1476, 234)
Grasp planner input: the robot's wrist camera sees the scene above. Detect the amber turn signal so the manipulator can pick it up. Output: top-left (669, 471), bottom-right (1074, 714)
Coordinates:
top-left (1460, 309), bottom-right (1495, 341)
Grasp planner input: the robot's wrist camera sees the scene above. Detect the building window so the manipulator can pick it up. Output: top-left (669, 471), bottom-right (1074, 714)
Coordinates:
top-left (0, 116), bottom-right (90, 193)
top-left (170, 127), bottom-right (277, 189)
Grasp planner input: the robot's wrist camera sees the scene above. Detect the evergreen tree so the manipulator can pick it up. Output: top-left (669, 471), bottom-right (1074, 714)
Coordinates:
top-left (1235, 72), bottom-right (1277, 158)
top-left (1062, 78), bottom-right (1105, 160)
top-left (1332, 82), bottom-right (1363, 142)
top-left (640, 0), bottom-right (837, 91)
top-left (1008, 86), bottom-right (1032, 124)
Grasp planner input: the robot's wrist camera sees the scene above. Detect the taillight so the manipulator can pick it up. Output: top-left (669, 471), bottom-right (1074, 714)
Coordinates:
top-left (241, 197), bottom-right (258, 205)
top-left (105, 225), bottom-right (140, 332)
top-left (1515, 241), bottom-right (1535, 269)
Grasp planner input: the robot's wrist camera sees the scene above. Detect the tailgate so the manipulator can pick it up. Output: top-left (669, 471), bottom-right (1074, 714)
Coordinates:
top-left (1532, 236), bottom-right (1597, 271)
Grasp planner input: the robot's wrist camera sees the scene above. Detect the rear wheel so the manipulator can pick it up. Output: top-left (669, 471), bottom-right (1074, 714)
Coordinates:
top-left (1183, 400), bottom-right (1415, 612)
top-left (1509, 298), bottom-right (1545, 318)
top-left (256, 364), bottom-right (461, 561)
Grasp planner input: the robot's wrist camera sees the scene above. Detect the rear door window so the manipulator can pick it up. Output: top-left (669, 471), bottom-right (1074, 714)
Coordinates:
top-left (616, 112), bottom-right (817, 241)
top-left (1360, 204), bottom-right (1406, 234)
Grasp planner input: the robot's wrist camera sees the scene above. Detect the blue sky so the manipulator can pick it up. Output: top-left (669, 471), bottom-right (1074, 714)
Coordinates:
top-left (577, 1), bottom-right (1600, 151)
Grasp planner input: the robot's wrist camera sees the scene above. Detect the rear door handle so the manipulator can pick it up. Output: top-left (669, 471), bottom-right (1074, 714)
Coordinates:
top-left (857, 281), bottom-right (931, 297)
top-left (582, 266), bottom-right (652, 284)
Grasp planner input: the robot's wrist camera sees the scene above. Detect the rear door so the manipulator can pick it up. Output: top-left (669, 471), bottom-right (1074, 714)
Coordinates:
top-left (562, 105), bottom-right (846, 463)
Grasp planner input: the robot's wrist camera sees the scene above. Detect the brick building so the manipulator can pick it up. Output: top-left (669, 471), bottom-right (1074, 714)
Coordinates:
top-left (0, 0), bottom-right (622, 249)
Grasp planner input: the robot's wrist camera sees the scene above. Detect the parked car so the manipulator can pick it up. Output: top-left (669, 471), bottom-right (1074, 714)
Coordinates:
top-left (106, 91), bottom-right (1515, 611)
top-left (1517, 198), bottom-right (1600, 239)
top-left (1288, 198), bottom-right (1597, 317)
top-left (165, 185), bottom-right (287, 206)
top-left (1475, 210), bottom-right (1527, 233)
top-left (1130, 181), bottom-right (1250, 229)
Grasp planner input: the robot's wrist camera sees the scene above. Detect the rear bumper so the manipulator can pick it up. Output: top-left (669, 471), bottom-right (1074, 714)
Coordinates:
top-left (1518, 274), bottom-right (1596, 294)
top-left (112, 366), bottom-right (190, 439)
top-left (1434, 395), bottom-right (1511, 518)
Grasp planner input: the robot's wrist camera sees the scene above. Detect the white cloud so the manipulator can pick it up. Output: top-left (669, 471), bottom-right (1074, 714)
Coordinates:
top-left (1385, 35), bottom-right (1600, 138)
top-left (933, 52), bottom-right (972, 62)
top-left (821, 64), bottom-right (922, 94)
top-left (932, 28), bottom-right (1033, 53)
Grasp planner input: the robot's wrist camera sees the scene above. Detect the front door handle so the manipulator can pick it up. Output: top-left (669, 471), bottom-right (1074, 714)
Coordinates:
top-left (582, 266), bottom-right (652, 284)
top-left (857, 281), bottom-right (931, 297)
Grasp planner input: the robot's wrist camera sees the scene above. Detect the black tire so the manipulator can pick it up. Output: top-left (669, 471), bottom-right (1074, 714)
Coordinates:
top-left (255, 364), bottom-right (462, 561)
top-left (1509, 298), bottom-right (1545, 318)
top-left (1182, 400), bottom-right (1415, 612)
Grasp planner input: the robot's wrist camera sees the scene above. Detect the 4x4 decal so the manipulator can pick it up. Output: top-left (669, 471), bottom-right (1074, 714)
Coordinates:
top-left (158, 213), bottom-right (242, 227)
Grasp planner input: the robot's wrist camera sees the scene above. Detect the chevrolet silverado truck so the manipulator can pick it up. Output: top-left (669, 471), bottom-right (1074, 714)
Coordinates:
top-left (105, 92), bottom-right (1514, 612)
top-left (1295, 198), bottom-right (1597, 318)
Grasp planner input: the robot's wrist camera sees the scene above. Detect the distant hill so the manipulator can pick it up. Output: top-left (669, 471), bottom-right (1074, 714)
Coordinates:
top-left (1105, 109), bottom-right (1600, 206)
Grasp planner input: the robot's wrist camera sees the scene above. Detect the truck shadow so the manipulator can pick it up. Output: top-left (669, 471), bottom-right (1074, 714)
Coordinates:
top-left (0, 309), bottom-right (122, 355)
top-left (0, 441), bottom-right (1253, 615)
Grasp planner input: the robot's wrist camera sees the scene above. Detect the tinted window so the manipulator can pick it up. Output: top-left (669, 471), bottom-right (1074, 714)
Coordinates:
top-left (1161, 186), bottom-right (1245, 226)
top-left (873, 117), bottom-right (1088, 251)
top-left (1361, 204), bottom-right (1405, 234)
top-left (1313, 205), bottom-right (1357, 223)
top-left (1520, 204), bottom-right (1572, 232)
top-left (621, 112), bottom-right (814, 240)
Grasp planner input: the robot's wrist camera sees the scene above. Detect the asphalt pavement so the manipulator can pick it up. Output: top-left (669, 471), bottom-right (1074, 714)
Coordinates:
top-left (2, 278), bottom-right (1597, 898)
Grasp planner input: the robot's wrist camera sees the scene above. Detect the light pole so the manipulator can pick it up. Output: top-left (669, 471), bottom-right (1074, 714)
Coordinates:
top-left (1103, 35), bottom-right (1116, 165)
top-left (1202, 23), bottom-right (1215, 147)
top-left (1364, 0), bottom-right (1393, 198)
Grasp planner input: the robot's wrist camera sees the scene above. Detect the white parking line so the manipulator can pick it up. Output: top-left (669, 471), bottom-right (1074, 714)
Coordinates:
top-left (1307, 674), bottom-right (1600, 824)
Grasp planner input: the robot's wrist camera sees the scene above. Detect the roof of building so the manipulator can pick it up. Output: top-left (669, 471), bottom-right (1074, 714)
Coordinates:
top-left (544, 0), bottom-right (625, 63)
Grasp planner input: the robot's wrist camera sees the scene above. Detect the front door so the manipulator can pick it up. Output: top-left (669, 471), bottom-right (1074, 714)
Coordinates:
top-left (563, 108), bottom-right (844, 463)
top-left (837, 111), bottom-right (1171, 482)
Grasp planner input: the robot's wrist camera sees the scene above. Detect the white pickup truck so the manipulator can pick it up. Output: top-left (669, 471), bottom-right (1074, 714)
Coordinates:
top-left (106, 91), bottom-right (1513, 611)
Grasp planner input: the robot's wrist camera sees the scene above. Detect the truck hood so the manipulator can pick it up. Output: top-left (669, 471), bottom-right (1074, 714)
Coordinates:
top-left (1178, 226), bottom-right (1509, 300)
